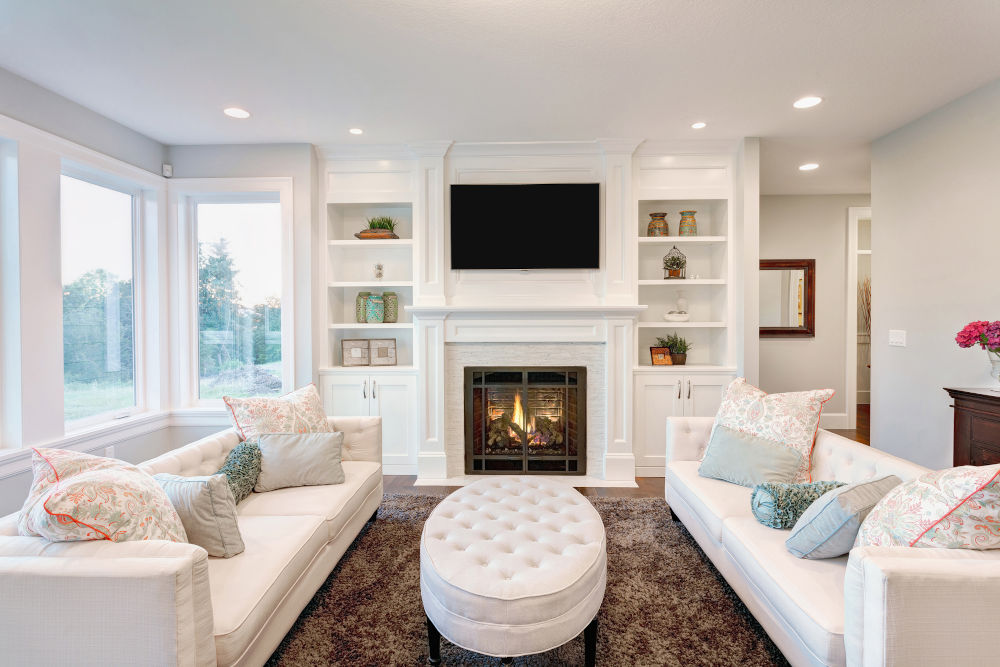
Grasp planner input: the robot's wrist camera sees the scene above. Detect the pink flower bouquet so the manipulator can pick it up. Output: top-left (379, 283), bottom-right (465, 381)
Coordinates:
top-left (955, 320), bottom-right (1000, 353)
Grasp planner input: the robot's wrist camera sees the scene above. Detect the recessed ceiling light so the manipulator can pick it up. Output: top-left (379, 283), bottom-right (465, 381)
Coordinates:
top-left (799, 163), bottom-right (819, 171)
top-left (793, 96), bottom-right (823, 109)
top-left (349, 128), bottom-right (364, 135)
top-left (223, 107), bottom-right (250, 119)
top-left (691, 121), bottom-right (707, 129)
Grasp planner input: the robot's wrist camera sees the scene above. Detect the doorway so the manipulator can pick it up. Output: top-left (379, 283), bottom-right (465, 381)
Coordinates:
top-left (845, 207), bottom-right (871, 442)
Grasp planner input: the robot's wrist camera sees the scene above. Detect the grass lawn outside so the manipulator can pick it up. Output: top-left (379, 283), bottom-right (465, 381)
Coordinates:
top-left (64, 381), bottom-right (135, 422)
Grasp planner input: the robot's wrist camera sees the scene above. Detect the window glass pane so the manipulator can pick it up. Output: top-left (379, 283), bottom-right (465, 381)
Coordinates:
top-left (61, 175), bottom-right (135, 422)
top-left (197, 202), bottom-right (282, 399)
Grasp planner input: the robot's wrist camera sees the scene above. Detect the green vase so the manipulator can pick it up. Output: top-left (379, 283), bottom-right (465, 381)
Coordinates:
top-left (383, 292), bottom-right (399, 323)
top-left (365, 294), bottom-right (385, 324)
top-left (355, 292), bottom-right (371, 323)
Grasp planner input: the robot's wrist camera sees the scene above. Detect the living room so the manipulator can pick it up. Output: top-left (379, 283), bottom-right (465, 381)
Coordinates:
top-left (2, 2), bottom-right (1000, 666)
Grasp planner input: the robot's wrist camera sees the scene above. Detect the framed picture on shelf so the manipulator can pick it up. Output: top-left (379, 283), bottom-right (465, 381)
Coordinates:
top-left (342, 339), bottom-right (370, 366)
top-left (370, 338), bottom-right (397, 366)
top-left (650, 346), bottom-right (673, 366)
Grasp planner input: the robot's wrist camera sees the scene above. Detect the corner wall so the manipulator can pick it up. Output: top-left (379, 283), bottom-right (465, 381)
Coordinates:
top-left (871, 78), bottom-right (1000, 468)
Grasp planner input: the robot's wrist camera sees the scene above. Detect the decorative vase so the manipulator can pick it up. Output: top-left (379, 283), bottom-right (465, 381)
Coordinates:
top-left (365, 294), bottom-right (385, 324)
top-left (670, 353), bottom-right (688, 365)
top-left (647, 212), bottom-right (669, 237)
top-left (355, 292), bottom-right (371, 323)
top-left (383, 291), bottom-right (399, 323)
top-left (678, 210), bottom-right (698, 236)
top-left (990, 351), bottom-right (1000, 385)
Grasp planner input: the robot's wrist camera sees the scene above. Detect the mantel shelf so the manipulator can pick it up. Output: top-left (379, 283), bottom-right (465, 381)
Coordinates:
top-left (638, 279), bottom-right (725, 286)
top-left (638, 236), bottom-right (726, 244)
top-left (637, 321), bottom-right (726, 328)
top-left (405, 304), bottom-right (648, 316)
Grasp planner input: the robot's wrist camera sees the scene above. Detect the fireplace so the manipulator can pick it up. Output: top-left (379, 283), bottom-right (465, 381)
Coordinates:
top-left (464, 367), bottom-right (586, 475)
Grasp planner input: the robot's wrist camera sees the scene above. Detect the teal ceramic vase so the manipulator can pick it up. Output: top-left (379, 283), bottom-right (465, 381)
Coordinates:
top-left (365, 294), bottom-right (385, 324)
top-left (678, 210), bottom-right (698, 236)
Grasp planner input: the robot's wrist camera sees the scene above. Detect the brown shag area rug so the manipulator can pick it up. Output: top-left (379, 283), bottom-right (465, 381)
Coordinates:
top-left (266, 494), bottom-right (788, 667)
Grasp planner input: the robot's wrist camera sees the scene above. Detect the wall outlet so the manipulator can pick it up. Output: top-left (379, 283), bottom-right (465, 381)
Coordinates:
top-left (888, 329), bottom-right (907, 347)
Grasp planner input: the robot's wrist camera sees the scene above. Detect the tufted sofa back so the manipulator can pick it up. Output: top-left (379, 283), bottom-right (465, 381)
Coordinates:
top-left (810, 429), bottom-right (927, 484)
top-left (140, 416), bottom-right (382, 477)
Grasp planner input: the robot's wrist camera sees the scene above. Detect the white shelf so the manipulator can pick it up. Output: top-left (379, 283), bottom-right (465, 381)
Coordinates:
top-left (633, 364), bottom-right (737, 374)
top-left (328, 281), bottom-right (414, 288)
top-left (638, 236), bottom-right (726, 244)
top-left (638, 279), bottom-right (725, 286)
top-left (328, 323), bottom-right (415, 330)
top-left (319, 365), bottom-right (417, 374)
top-left (328, 239), bottom-right (413, 247)
top-left (637, 321), bottom-right (726, 328)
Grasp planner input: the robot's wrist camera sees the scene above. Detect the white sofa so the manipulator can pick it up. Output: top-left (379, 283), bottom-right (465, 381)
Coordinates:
top-left (665, 416), bottom-right (1000, 667)
top-left (0, 416), bottom-right (383, 667)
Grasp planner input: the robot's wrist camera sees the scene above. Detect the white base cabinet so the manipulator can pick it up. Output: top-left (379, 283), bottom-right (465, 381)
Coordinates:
top-left (634, 372), bottom-right (733, 476)
top-left (319, 370), bottom-right (418, 474)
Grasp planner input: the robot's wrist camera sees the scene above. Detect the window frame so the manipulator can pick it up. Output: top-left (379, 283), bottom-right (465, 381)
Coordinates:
top-left (170, 178), bottom-right (295, 408)
top-left (60, 164), bottom-right (146, 430)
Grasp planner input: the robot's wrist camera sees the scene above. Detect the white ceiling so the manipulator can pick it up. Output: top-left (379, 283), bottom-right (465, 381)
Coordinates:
top-left (1, 0), bottom-right (999, 194)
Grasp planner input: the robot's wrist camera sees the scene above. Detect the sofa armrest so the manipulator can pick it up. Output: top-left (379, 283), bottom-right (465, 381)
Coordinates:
top-left (0, 538), bottom-right (216, 666)
top-left (665, 417), bottom-right (714, 463)
top-left (845, 546), bottom-right (1000, 666)
top-left (329, 416), bottom-right (382, 465)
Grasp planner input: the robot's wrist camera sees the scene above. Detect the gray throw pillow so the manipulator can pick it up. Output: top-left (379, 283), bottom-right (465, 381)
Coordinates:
top-left (154, 473), bottom-right (244, 558)
top-left (216, 441), bottom-right (262, 504)
top-left (786, 475), bottom-right (902, 559)
top-left (255, 432), bottom-right (346, 492)
top-left (698, 425), bottom-right (804, 488)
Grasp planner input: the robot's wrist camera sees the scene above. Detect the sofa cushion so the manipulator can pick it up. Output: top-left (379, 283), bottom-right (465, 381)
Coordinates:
top-left (722, 517), bottom-right (846, 666)
top-left (699, 426), bottom-right (804, 488)
top-left (154, 472), bottom-right (245, 558)
top-left (216, 442), bottom-right (262, 505)
top-left (751, 480), bottom-right (845, 529)
top-left (223, 384), bottom-right (331, 445)
top-left (666, 461), bottom-right (753, 542)
top-left (237, 461), bottom-right (381, 541)
top-left (208, 514), bottom-right (327, 666)
top-left (255, 432), bottom-right (346, 492)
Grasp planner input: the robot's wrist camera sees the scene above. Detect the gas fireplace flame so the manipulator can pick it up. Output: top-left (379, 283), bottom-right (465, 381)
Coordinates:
top-left (512, 393), bottom-right (526, 431)
top-left (509, 393), bottom-right (537, 442)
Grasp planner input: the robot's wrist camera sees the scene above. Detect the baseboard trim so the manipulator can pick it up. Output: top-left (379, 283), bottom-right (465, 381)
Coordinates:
top-left (635, 466), bottom-right (666, 478)
top-left (819, 412), bottom-right (848, 429)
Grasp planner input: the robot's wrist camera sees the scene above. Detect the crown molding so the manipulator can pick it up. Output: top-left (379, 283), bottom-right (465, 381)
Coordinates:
top-left (407, 140), bottom-right (454, 158)
top-left (596, 138), bottom-right (644, 155)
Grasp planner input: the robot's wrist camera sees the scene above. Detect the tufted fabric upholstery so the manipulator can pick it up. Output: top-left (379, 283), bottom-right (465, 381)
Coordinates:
top-left (421, 476), bottom-right (606, 658)
top-left (810, 431), bottom-right (925, 485)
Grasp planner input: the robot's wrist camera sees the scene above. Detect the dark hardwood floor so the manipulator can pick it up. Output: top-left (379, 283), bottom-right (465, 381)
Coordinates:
top-left (384, 475), bottom-right (665, 498)
top-left (830, 404), bottom-right (870, 445)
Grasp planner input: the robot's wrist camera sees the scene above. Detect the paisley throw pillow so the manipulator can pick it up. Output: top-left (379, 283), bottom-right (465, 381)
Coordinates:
top-left (18, 448), bottom-right (187, 543)
top-left (751, 480), bottom-right (846, 529)
top-left (857, 464), bottom-right (1000, 549)
top-left (713, 378), bottom-right (835, 483)
top-left (223, 384), bottom-right (331, 444)
top-left (216, 441), bottom-right (262, 504)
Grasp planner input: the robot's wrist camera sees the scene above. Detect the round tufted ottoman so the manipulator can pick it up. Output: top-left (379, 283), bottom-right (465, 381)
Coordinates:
top-left (420, 476), bottom-right (606, 665)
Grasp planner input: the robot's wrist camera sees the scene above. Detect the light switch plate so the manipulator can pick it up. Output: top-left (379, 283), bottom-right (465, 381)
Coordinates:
top-left (888, 329), bottom-right (907, 347)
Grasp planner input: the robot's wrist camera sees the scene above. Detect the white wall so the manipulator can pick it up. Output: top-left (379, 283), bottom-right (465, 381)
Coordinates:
top-left (0, 67), bottom-right (165, 173)
top-left (759, 194), bottom-right (871, 422)
top-left (871, 79), bottom-right (1000, 469)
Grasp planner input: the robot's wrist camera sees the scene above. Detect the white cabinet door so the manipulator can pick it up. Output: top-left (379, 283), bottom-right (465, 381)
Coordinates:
top-left (684, 374), bottom-right (732, 418)
top-left (371, 374), bottom-right (418, 469)
top-left (634, 374), bottom-right (685, 476)
top-left (319, 373), bottom-right (371, 417)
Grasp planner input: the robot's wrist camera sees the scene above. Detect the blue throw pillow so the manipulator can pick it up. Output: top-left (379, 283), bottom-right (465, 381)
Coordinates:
top-left (751, 481), bottom-right (846, 529)
top-left (216, 441), bottom-right (262, 504)
top-left (698, 425), bottom-right (804, 488)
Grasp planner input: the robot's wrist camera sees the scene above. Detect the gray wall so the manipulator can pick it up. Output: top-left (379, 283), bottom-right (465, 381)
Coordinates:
top-left (871, 79), bottom-right (1000, 469)
top-left (759, 194), bottom-right (870, 419)
top-left (0, 67), bottom-right (165, 173)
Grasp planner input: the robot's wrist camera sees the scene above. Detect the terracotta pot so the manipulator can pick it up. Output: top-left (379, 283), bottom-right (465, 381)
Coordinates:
top-left (670, 353), bottom-right (687, 365)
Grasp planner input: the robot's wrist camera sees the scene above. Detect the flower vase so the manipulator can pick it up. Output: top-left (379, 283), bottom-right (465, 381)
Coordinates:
top-left (678, 210), bottom-right (698, 236)
top-left (990, 351), bottom-right (1000, 385)
top-left (647, 212), bottom-right (669, 237)
top-left (365, 294), bottom-right (385, 324)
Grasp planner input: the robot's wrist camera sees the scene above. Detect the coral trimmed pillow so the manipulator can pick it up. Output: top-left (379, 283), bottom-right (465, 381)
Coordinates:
top-left (18, 448), bottom-right (186, 543)
top-left (713, 378), bottom-right (834, 482)
top-left (223, 384), bottom-right (331, 444)
top-left (857, 465), bottom-right (1000, 549)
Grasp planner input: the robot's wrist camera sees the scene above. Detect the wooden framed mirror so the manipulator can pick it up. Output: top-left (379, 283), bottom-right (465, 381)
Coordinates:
top-left (759, 259), bottom-right (815, 337)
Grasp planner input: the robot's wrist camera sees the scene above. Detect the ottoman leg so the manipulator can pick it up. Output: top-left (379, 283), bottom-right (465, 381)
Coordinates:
top-left (584, 616), bottom-right (598, 666)
top-left (426, 616), bottom-right (442, 665)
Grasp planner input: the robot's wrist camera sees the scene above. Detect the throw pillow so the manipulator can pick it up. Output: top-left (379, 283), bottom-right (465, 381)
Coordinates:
top-left (750, 480), bottom-right (845, 529)
top-left (216, 441), bottom-right (262, 504)
top-left (698, 425), bottom-right (804, 488)
top-left (786, 475), bottom-right (901, 558)
top-left (18, 448), bottom-right (186, 543)
top-left (255, 432), bottom-right (346, 492)
top-left (713, 378), bottom-right (835, 483)
top-left (223, 384), bottom-right (331, 444)
top-left (857, 465), bottom-right (1000, 549)
top-left (154, 473), bottom-right (245, 558)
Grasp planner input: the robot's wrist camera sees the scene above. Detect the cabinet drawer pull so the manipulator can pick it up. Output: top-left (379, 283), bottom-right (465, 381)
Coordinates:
top-left (677, 380), bottom-right (682, 399)
top-left (687, 380), bottom-right (692, 400)
top-left (362, 379), bottom-right (368, 399)
top-left (372, 380), bottom-right (377, 399)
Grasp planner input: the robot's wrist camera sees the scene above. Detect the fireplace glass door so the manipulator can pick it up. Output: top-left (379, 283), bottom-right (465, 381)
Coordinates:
top-left (465, 367), bottom-right (586, 475)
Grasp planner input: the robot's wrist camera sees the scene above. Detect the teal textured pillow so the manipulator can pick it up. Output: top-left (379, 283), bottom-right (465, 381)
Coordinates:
top-left (216, 441), bottom-right (262, 504)
top-left (751, 481), bottom-right (845, 529)
top-left (698, 425), bottom-right (804, 488)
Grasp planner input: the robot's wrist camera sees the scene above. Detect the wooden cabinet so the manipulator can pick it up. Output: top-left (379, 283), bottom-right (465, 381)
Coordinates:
top-left (945, 387), bottom-right (1000, 466)
top-left (320, 370), bottom-right (418, 473)
top-left (634, 372), bottom-right (732, 476)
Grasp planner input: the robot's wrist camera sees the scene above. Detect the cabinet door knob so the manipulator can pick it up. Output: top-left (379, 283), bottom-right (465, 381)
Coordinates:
top-left (372, 380), bottom-right (377, 399)
top-left (362, 379), bottom-right (368, 399)
top-left (687, 380), bottom-right (692, 400)
top-left (677, 380), bottom-right (682, 399)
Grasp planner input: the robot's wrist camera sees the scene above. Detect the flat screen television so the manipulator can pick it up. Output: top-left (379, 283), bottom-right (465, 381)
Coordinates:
top-left (450, 183), bottom-right (600, 270)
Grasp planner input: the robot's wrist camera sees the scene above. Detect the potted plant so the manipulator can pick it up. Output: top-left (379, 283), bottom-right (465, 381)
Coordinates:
top-left (664, 332), bottom-right (692, 365)
top-left (355, 216), bottom-right (399, 240)
top-left (956, 320), bottom-right (1000, 384)
top-left (663, 246), bottom-right (687, 279)
top-left (650, 337), bottom-right (672, 366)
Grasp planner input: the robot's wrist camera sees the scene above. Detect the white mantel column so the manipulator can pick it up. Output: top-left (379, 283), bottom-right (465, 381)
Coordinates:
top-left (409, 141), bottom-right (452, 308)
top-left (604, 316), bottom-right (637, 480)
top-left (414, 313), bottom-right (448, 479)
top-left (598, 139), bottom-right (642, 306)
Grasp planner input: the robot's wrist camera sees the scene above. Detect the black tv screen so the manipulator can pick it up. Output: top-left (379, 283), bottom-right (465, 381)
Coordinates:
top-left (450, 183), bottom-right (600, 269)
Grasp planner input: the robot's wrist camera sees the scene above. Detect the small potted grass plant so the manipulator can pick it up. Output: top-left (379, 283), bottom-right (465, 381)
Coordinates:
top-left (665, 332), bottom-right (691, 365)
top-left (355, 216), bottom-right (399, 239)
